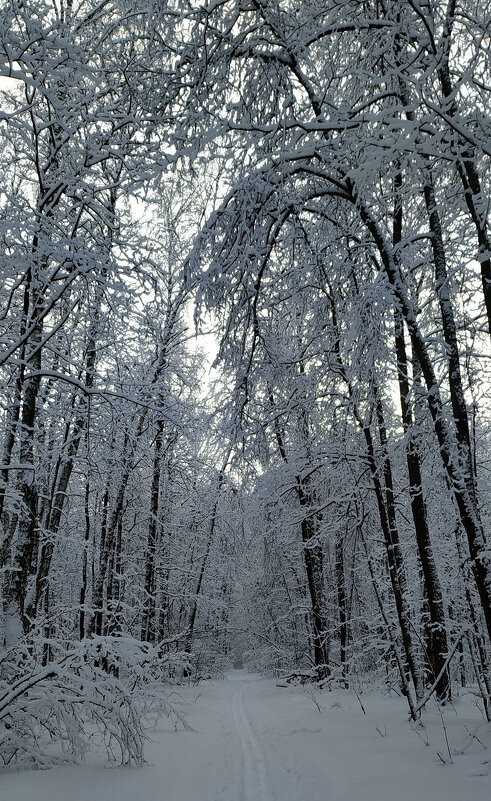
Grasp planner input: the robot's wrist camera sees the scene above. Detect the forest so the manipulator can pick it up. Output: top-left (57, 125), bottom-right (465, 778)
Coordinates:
top-left (0, 0), bottom-right (491, 775)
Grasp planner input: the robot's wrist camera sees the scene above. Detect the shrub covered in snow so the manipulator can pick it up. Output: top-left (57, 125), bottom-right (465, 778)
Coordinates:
top-left (0, 636), bottom-right (191, 770)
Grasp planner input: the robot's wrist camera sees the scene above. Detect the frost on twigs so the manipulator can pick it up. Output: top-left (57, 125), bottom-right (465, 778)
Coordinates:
top-left (0, 637), bottom-right (188, 771)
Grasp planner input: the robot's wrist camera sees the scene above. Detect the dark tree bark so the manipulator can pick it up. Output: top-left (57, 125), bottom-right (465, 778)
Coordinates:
top-left (430, 0), bottom-right (491, 338)
top-left (141, 427), bottom-right (177, 644)
top-left (352, 190), bottom-right (491, 644)
top-left (394, 310), bottom-right (450, 700)
top-left (183, 462), bottom-right (229, 664)
top-left (7, 274), bottom-right (44, 635)
top-left (392, 170), bottom-right (450, 700)
top-left (335, 523), bottom-right (348, 676)
top-left (141, 420), bottom-right (166, 644)
top-left (296, 474), bottom-right (330, 679)
top-left (327, 291), bottom-right (422, 699)
top-left (270, 390), bottom-right (330, 678)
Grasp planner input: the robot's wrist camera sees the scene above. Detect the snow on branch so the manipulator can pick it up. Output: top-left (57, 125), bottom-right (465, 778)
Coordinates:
top-left (0, 636), bottom-right (190, 770)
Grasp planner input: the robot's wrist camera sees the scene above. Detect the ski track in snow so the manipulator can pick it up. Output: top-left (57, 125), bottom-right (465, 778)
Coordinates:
top-left (232, 683), bottom-right (274, 801)
top-left (2, 672), bottom-right (490, 801)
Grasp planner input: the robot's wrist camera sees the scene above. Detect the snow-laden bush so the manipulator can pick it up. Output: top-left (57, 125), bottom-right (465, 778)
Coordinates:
top-left (0, 636), bottom-right (189, 770)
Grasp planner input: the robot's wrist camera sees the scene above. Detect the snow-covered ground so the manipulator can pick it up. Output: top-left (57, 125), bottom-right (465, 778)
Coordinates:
top-left (2, 671), bottom-right (490, 801)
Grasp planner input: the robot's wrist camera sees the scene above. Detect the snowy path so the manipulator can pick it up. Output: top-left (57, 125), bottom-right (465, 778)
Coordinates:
top-left (232, 684), bottom-right (273, 801)
top-left (2, 671), bottom-right (490, 801)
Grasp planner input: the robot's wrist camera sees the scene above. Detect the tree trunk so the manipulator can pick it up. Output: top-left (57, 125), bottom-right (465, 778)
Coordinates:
top-left (183, 465), bottom-right (227, 664)
top-left (392, 171), bottom-right (450, 700)
top-left (335, 524), bottom-right (348, 676)
top-left (296, 474), bottom-right (330, 679)
top-left (270, 390), bottom-right (330, 678)
top-left (141, 421), bottom-right (168, 644)
top-left (352, 190), bottom-right (491, 644)
top-left (434, 0), bottom-right (491, 338)
top-left (8, 276), bottom-right (44, 636)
